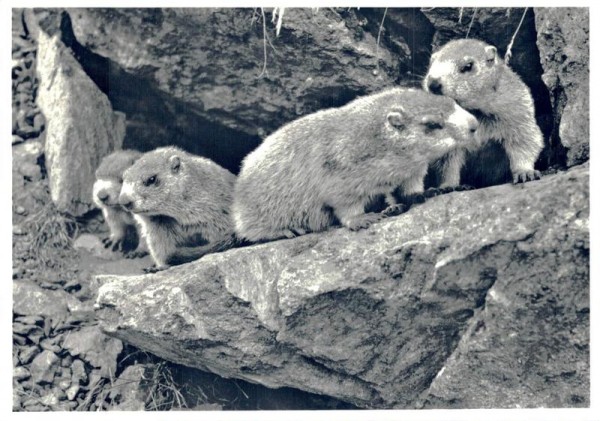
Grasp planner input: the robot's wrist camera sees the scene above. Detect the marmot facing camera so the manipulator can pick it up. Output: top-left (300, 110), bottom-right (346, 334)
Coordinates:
top-left (423, 38), bottom-right (544, 187)
top-left (118, 147), bottom-right (236, 271)
top-left (93, 149), bottom-right (146, 257)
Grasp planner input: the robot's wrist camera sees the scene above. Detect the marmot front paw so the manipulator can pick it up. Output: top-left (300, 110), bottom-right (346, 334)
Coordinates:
top-left (512, 169), bottom-right (541, 184)
top-left (345, 213), bottom-right (384, 231)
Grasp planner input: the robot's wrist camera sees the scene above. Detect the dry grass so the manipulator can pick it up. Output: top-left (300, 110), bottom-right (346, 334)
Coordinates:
top-left (21, 190), bottom-right (78, 268)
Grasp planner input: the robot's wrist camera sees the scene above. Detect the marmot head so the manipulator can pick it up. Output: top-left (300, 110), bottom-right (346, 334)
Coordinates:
top-left (379, 89), bottom-right (478, 163)
top-left (422, 39), bottom-right (503, 110)
top-left (93, 149), bottom-right (141, 208)
top-left (119, 147), bottom-right (192, 218)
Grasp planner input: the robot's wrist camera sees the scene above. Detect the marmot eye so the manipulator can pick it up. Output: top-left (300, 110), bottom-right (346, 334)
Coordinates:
top-left (459, 61), bottom-right (474, 73)
top-left (422, 121), bottom-right (444, 130)
top-left (144, 175), bottom-right (158, 186)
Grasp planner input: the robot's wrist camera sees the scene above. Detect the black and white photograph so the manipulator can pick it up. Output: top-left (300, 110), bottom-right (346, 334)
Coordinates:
top-left (6, 2), bottom-right (595, 418)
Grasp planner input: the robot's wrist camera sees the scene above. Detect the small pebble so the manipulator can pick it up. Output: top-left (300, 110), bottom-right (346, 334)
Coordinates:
top-left (40, 392), bottom-right (59, 407)
top-left (13, 224), bottom-right (26, 236)
top-left (58, 378), bottom-right (71, 391)
top-left (13, 366), bottom-right (31, 381)
top-left (12, 135), bottom-right (25, 145)
top-left (13, 322), bottom-right (40, 336)
top-left (66, 385), bottom-right (80, 401)
top-left (15, 315), bottom-right (44, 326)
top-left (15, 205), bottom-right (27, 215)
top-left (71, 359), bottom-right (88, 385)
top-left (18, 345), bottom-right (40, 365)
top-left (40, 339), bottom-right (61, 354)
top-left (13, 333), bottom-right (27, 346)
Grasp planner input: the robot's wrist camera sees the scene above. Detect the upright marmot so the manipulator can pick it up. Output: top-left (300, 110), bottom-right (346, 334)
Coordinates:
top-left (423, 38), bottom-right (543, 187)
top-left (93, 149), bottom-right (146, 257)
top-left (232, 88), bottom-right (478, 242)
top-left (118, 146), bottom-right (236, 271)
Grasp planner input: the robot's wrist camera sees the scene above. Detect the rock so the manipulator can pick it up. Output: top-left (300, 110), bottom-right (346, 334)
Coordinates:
top-left (96, 164), bottom-right (588, 409)
top-left (13, 334), bottom-right (27, 346)
top-left (13, 321), bottom-right (42, 336)
top-left (58, 378), bottom-right (71, 391)
top-left (73, 233), bottom-right (117, 260)
top-left (30, 350), bottom-right (60, 385)
top-left (535, 8), bottom-right (589, 167)
top-left (13, 140), bottom-right (43, 182)
top-left (40, 391), bottom-right (60, 407)
top-left (71, 358), bottom-right (88, 385)
top-left (40, 338), bottom-right (61, 354)
top-left (15, 315), bottom-right (45, 326)
top-left (62, 326), bottom-right (123, 378)
top-left (66, 385), bottom-right (80, 401)
top-left (12, 135), bottom-right (24, 145)
top-left (108, 364), bottom-right (148, 411)
top-left (13, 280), bottom-right (71, 317)
top-left (18, 345), bottom-right (40, 365)
top-left (15, 205), bottom-right (27, 215)
top-left (13, 224), bottom-right (26, 235)
top-left (13, 366), bottom-right (31, 382)
top-left (34, 19), bottom-right (126, 216)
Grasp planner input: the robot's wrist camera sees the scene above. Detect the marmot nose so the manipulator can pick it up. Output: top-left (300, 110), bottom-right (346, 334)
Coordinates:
top-left (121, 200), bottom-right (134, 210)
top-left (428, 77), bottom-right (443, 95)
top-left (468, 118), bottom-right (479, 134)
top-left (97, 190), bottom-right (109, 203)
top-left (118, 194), bottom-right (133, 210)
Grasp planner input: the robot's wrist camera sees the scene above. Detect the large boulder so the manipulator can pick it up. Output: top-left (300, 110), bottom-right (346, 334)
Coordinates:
top-left (535, 8), bottom-right (589, 167)
top-left (35, 18), bottom-right (126, 216)
top-left (95, 164), bottom-right (589, 409)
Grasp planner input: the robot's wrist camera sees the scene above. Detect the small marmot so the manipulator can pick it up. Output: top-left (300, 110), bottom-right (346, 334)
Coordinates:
top-left (118, 146), bottom-right (236, 271)
top-left (93, 149), bottom-right (147, 257)
top-left (232, 88), bottom-right (478, 242)
top-left (423, 38), bottom-right (543, 187)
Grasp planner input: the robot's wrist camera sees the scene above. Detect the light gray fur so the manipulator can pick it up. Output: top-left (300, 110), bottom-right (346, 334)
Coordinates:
top-left (423, 39), bottom-right (544, 186)
top-left (233, 88), bottom-right (477, 242)
top-left (93, 149), bottom-right (147, 255)
top-left (119, 146), bottom-right (236, 270)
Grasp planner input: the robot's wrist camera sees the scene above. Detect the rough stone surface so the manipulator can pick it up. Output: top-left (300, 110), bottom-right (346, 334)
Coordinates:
top-left (30, 350), bottom-right (61, 385)
top-left (13, 281), bottom-right (73, 317)
top-left (62, 325), bottom-right (123, 378)
top-left (35, 25), bottom-right (126, 216)
top-left (535, 8), bottom-right (589, 167)
top-left (96, 164), bottom-right (588, 409)
top-left (108, 364), bottom-right (148, 410)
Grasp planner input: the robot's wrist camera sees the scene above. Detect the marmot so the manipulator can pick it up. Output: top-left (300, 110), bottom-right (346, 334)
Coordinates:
top-left (118, 146), bottom-right (236, 272)
top-left (423, 39), bottom-right (543, 187)
top-left (232, 88), bottom-right (478, 242)
top-left (93, 149), bottom-right (147, 257)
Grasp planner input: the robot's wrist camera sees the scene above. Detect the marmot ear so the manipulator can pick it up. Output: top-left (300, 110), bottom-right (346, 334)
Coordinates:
top-left (387, 108), bottom-right (407, 130)
top-left (484, 46), bottom-right (497, 65)
top-left (169, 155), bottom-right (181, 174)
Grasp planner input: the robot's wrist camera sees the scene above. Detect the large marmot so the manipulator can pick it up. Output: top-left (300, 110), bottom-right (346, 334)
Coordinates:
top-left (232, 88), bottom-right (478, 242)
top-left (423, 38), bottom-right (543, 187)
top-left (118, 146), bottom-right (236, 271)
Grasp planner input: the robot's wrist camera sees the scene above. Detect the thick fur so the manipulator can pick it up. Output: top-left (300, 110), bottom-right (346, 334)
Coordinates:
top-left (119, 146), bottom-right (236, 270)
top-left (232, 88), bottom-right (478, 242)
top-left (423, 38), bottom-right (544, 187)
top-left (93, 149), bottom-right (146, 255)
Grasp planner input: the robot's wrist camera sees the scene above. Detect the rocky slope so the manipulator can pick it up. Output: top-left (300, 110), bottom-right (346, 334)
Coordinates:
top-left (14, 6), bottom-right (590, 410)
top-left (96, 164), bottom-right (589, 409)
